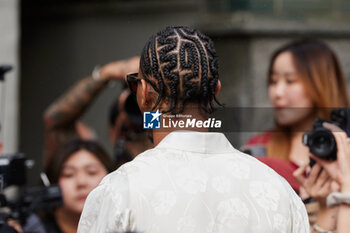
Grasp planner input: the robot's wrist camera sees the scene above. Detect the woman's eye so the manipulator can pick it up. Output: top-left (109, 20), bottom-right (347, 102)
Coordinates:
top-left (269, 75), bottom-right (278, 85)
top-left (269, 72), bottom-right (278, 85)
top-left (286, 79), bottom-right (297, 84)
top-left (61, 173), bottom-right (74, 178)
top-left (269, 79), bottom-right (277, 85)
top-left (87, 170), bottom-right (98, 176)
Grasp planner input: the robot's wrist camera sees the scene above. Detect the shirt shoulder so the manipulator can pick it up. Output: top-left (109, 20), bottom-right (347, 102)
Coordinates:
top-left (78, 167), bottom-right (132, 233)
top-left (239, 153), bottom-right (309, 232)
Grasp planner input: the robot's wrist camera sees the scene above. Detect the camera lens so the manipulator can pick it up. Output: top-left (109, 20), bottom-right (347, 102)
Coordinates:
top-left (309, 129), bottom-right (337, 160)
top-left (313, 134), bottom-right (331, 149)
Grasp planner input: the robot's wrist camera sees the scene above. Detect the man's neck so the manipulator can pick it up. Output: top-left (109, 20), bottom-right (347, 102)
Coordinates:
top-left (151, 106), bottom-right (209, 146)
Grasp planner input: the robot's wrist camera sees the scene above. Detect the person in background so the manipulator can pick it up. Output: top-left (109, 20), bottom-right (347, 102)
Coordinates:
top-left (244, 39), bottom-right (349, 165)
top-left (108, 88), bottom-right (152, 168)
top-left (43, 57), bottom-right (152, 168)
top-left (25, 139), bottom-right (114, 233)
top-left (242, 39), bottom-right (349, 229)
top-left (243, 39), bottom-right (348, 188)
top-left (78, 26), bottom-right (308, 233)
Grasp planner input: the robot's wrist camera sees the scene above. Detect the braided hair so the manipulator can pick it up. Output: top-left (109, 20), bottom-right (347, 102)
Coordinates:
top-left (140, 26), bottom-right (221, 114)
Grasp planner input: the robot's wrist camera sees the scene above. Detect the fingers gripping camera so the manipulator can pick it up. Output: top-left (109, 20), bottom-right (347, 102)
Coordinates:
top-left (303, 108), bottom-right (350, 161)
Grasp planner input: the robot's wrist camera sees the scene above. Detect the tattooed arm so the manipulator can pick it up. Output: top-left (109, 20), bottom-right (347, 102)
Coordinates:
top-left (44, 77), bottom-right (107, 129)
top-left (44, 57), bottom-right (140, 129)
top-left (43, 57), bottom-right (139, 164)
top-left (43, 76), bottom-right (107, 165)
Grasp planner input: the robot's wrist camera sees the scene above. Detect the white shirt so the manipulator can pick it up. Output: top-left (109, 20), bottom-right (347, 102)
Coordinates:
top-left (78, 131), bottom-right (309, 233)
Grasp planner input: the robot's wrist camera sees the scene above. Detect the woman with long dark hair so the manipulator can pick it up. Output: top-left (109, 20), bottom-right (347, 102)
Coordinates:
top-left (244, 39), bottom-right (349, 232)
top-left (246, 39), bottom-right (349, 165)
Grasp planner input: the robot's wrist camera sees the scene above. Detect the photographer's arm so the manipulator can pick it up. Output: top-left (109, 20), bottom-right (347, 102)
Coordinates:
top-left (44, 57), bottom-right (139, 129)
top-left (45, 77), bottom-right (103, 130)
top-left (43, 76), bottom-right (108, 129)
top-left (43, 57), bottom-right (139, 163)
top-left (43, 77), bottom-right (104, 164)
top-left (43, 74), bottom-right (108, 164)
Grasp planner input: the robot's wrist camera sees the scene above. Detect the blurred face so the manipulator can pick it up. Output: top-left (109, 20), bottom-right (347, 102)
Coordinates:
top-left (269, 52), bottom-right (314, 127)
top-left (59, 149), bottom-right (108, 214)
top-left (110, 111), bottom-right (129, 144)
top-left (109, 90), bottom-right (133, 145)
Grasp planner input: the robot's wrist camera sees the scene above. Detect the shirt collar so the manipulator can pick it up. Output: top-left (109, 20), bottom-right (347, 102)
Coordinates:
top-left (155, 130), bottom-right (236, 154)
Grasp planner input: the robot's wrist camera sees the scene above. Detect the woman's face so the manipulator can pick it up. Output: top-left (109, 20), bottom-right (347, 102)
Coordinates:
top-left (58, 149), bottom-right (108, 214)
top-left (268, 51), bottom-right (314, 128)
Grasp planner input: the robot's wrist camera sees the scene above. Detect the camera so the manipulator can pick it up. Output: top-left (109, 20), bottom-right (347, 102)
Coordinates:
top-left (0, 154), bottom-right (27, 191)
top-left (0, 66), bottom-right (63, 232)
top-left (303, 108), bottom-right (350, 161)
top-left (0, 154), bottom-right (62, 232)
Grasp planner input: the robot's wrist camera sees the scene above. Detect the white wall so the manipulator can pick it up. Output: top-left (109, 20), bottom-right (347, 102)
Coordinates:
top-left (0, 0), bottom-right (19, 154)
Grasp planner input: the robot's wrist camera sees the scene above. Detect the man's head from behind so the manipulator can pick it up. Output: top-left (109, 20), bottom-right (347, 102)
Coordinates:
top-left (137, 26), bottom-right (221, 115)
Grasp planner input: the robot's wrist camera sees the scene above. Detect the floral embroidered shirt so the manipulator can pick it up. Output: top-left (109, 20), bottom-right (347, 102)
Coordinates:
top-left (78, 131), bottom-right (309, 233)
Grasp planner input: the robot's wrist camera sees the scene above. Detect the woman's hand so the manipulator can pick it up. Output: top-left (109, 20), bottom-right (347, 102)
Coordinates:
top-left (7, 219), bottom-right (23, 233)
top-left (294, 163), bottom-right (337, 203)
top-left (294, 153), bottom-right (340, 232)
top-left (311, 122), bottom-right (350, 192)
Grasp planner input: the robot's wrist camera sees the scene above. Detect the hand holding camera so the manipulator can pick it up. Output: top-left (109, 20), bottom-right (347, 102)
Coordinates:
top-left (309, 122), bottom-right (350, 190)
top-left (303, 109), bottom-right (350, 162)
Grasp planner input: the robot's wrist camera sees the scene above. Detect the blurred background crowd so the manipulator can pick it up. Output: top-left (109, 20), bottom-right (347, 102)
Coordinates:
top-left (2, 0), bottom-right (350, 232)
top-left (13, 0), bottom-right (350, 182)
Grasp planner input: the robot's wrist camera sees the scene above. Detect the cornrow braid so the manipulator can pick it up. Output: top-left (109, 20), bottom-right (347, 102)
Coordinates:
top-left (140, 26), bottom-right (222, 114)
top-left (199, 32), bottom-right (221, 108)
top-left (157, 32), bottom-right (179, 113)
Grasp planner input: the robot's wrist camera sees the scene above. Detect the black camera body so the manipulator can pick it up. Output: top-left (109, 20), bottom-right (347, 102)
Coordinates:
top-left (303, 108), bottom-right (350, 161)
top-left (0, 154), bottom-right (62, 230)
top-left (0, 154), bottom-right (27, 191)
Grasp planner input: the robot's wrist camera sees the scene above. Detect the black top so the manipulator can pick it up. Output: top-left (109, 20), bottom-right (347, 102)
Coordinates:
top-left (24, 213), bottom-right (62, 233)
top-left (42, 214), bottom-right (62, 233)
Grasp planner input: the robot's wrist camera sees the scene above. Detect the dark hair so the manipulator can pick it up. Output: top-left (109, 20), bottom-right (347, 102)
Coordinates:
top-left (45, 139), bottom-right (115, 183)
top-left (140, 26), bottom-right (221, 114)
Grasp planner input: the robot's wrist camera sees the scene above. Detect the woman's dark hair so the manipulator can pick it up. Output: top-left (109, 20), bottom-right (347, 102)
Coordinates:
top-left (140, 26), bottom-right (221, 114)
top-left (266, 39), bottom-right (349, 161)
top-left (45, 138), bottom-right (115, 183)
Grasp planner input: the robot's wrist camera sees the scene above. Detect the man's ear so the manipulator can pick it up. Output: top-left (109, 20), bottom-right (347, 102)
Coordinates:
top-left (108, 126), bottom-right (116, 144)
top-left (140, 79), bottom-right (154, 109)
top-left (215, 80), bottom-right (221, 96)
top-left (140, 79), bottom-right (147, 107)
